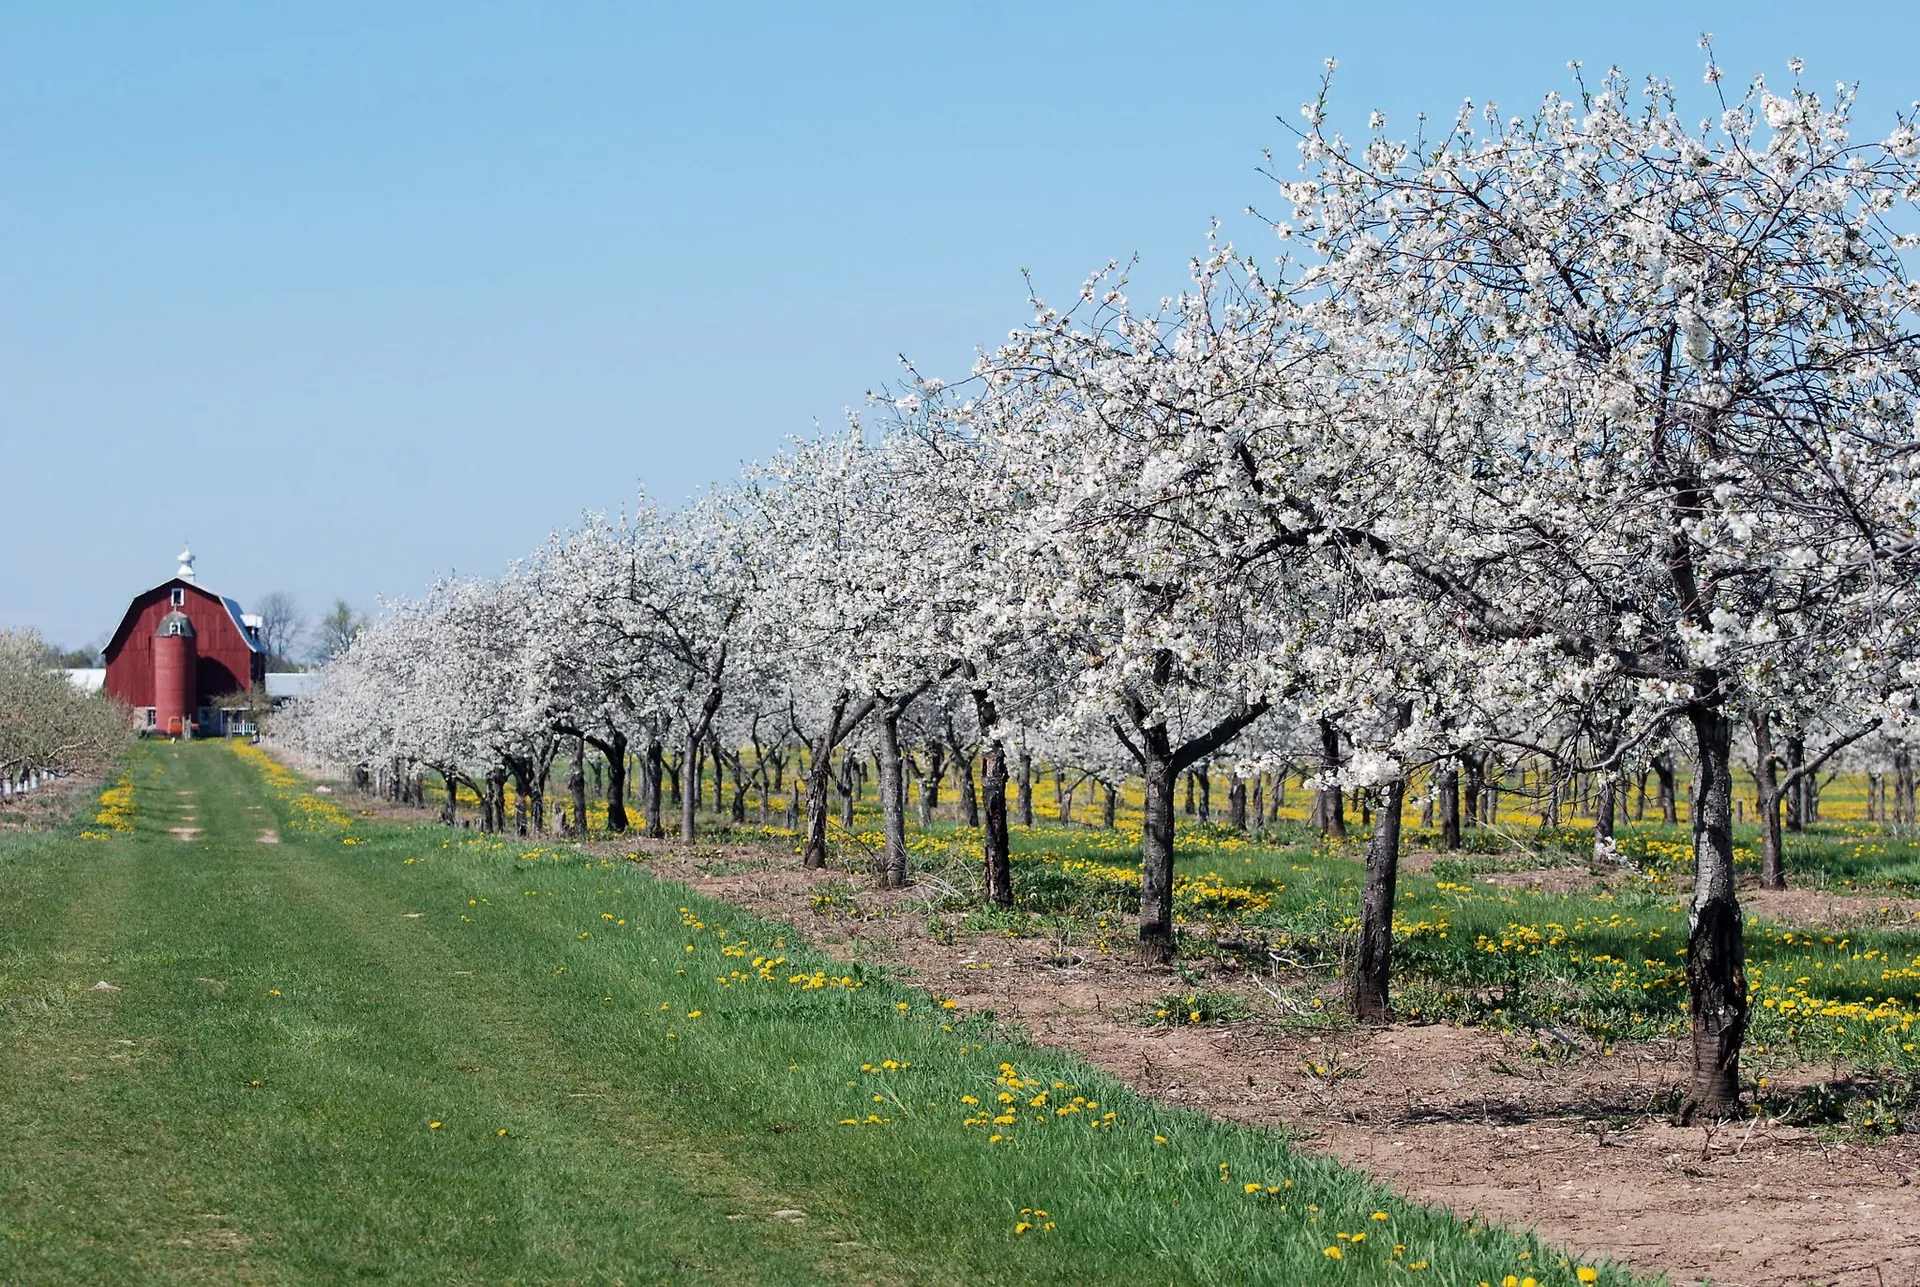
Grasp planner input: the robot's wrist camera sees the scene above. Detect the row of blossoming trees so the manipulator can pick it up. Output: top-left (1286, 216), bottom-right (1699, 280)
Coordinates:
top-left (284, 58), bottom-right (1920, 1118)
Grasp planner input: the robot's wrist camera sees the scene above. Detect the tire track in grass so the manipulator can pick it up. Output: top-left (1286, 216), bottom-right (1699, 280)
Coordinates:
top-left (2, 744), bottom-right (897, 1286)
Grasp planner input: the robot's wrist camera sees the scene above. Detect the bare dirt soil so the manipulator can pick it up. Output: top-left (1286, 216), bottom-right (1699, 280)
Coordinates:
top-left (0, 773), bottom-right (101, 833)
top-left (349, 797), bottom-right (1920, 1286)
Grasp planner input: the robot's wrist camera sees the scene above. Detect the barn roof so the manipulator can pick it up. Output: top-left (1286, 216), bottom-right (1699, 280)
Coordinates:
top-left (103, 578), bottom-right (267, 658)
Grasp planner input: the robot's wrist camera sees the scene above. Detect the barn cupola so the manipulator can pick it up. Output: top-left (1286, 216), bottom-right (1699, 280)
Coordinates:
top-left (176, 544), bottom-right (197, 582)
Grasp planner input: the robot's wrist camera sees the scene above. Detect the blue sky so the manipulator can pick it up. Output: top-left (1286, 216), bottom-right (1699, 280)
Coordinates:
top-left (4, 2), bottom-right (1917, 649)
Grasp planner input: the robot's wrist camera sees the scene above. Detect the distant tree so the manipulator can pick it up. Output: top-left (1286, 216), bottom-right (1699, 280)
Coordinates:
top-left (1, 629), bottom-right (132, 783)
top-left (311, 599), bottom-right (365, 665)
top-left (252, 592), bottom-right (306, 669)
top-left (39, 641), bottom-right (98, 668)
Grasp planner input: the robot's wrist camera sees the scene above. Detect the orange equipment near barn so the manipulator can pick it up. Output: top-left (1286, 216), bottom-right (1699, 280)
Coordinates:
top-left (102, 548), bottom-right (267, 736)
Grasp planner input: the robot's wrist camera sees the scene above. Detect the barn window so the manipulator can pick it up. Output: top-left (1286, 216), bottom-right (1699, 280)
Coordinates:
top-left (170, 588), bottom-right (184, 607)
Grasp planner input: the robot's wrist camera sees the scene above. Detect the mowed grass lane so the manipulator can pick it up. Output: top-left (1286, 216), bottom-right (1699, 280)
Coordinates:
top-left (0, 744), bottom-right (1642, 1286)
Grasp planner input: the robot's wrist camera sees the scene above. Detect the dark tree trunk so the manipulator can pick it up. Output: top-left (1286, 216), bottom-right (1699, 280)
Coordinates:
top-left (1197, 766), bottom-right (1211, 823)
top-left (644, 739), bottom-right (665, 838)
top-left (1016, 749), bottom-right (1033, 828)
top-left (1461, 751), bottom-right (1483, 828)
top-left (1751, 712), bottom-right (1786, 891)
top-left (680, 727), bottom-right (700, 842)
top-left (1251, 776), bottom-right (1265, 828)
top-left (1351, 773), bottom-right (1407, 1023)
top-left (801, 693), bottom-right (877, 869)
top-left (1593, 774), bottom-right (1617, 864)
top-left (1318, 719), bottom-right (1346, 838)
top-left (955, 749), bottom-right (979, 827)
top-left (1439, 767), bottom-right (1461, 850)
top-left (1183, 772), bottom-right (1197, 817)
top-left (442, 774), bottom-right (458, 826)
top-left (568, 735), bottom-right (588, 838)
top-left (1679, 700), bottom-right (1747, 1122)
top-left (1654, 753), bottom-right (1678, 825)
top-left (979, 741), bottom-right (1012, 906)
top-left (1102, 780), bottom-right (1117, 828)
top-left (1227, 773), bottom-right (1247, 830)
top-left (911, 742), bottom-right (944, 830)
top-left (969, 684), bottom-right (1013, 907)
top-left (1137, 751), bottom-right (1177, 965)
top-left (587, 731), bottom-right (629, 834)
top-left (878, 707), bottom-right (908, 888)
top-left (803, 744), bottom-right (838, 870)
top-left (922, 743), bottom-right (943, 812)
top-left (1784, 734), bottom-right (1807, 832)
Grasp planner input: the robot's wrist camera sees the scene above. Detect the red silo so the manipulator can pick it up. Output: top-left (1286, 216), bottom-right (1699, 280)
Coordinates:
top-left (153, 609), bottom-right (198, 735)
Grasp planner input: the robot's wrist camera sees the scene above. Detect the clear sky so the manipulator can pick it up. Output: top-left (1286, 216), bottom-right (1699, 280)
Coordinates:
top-left (4, 2), bottom-right (1917, 651)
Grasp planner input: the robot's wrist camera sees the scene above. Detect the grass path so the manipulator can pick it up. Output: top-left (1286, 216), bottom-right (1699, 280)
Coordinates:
top-left (0, 744), bottom-right (1641, 1285)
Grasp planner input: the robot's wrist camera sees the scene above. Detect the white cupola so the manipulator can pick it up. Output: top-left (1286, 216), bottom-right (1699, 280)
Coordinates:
top-left (176, 544), bottom-right (197, 582)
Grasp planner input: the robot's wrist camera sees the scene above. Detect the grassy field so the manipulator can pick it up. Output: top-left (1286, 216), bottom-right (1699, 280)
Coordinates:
top-left (0, 742), bottom-right (1641, 1286)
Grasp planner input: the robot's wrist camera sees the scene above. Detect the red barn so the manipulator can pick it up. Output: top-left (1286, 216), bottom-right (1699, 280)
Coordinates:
top-left (103, 548), bottom-right (266, 735)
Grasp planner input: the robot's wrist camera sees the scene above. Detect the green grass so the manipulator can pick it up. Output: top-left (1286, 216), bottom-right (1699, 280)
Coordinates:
top-left (0, 742), bottom-right (1644, 1286)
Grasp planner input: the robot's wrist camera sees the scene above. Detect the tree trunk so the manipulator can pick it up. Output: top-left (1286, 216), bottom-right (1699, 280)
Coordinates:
top-left (915, 762), bottom-right (935, 829)
top-left (1784, 734), bottom-right (1806, 832)
top-left (644, 739), bottom-right (665, 838)
top-left (1461, 751), bottom-right (1482, 828)
top-left (442, 774), bottom-right (458, 826)
top-left (1680, 701), bottom-right (1747, 1121)
top-left (955, 750), bottom-right (979, 827)
top-left (1016, 749), bottom-right (1033, 827)
top-left (1251, 776), bottom-right (1265, 828)
top-left (595, 732), bottom-right (629, 834)
top-left (979, 740), bottom-right (1012, 906)
top-left (1751, 712), bottom-right (1786, 891)
top-left (1137, 752), bottom-right (1177, 965)
top-left (1318, 719), bottom-right (1346, 838)
top-left (803, 746), bottom-right (837, 870)
top-left (878, 708), bottom-right (908, 888)
top-left (970, 685), bottom-right (1013, 907)
top-left (1227, 773), bottom-right (1247, 830)
top-left (1439, 767), bottom-right (1460, 850)
top-left (1351, 773), bottom-right (1407, 1023)
top-left (1654, 753), bottom-right (1678, 825)
top-left (1592, 774), bottom-right (1617, 865)
top-left (922, 744), bottom-right (943, 812)
top-left (680, 727), bottom-right (700, 842)
top-left (1102, 780), bottom-right (1117, 828)
top-left (568, 736), bottom-right (588, 838)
